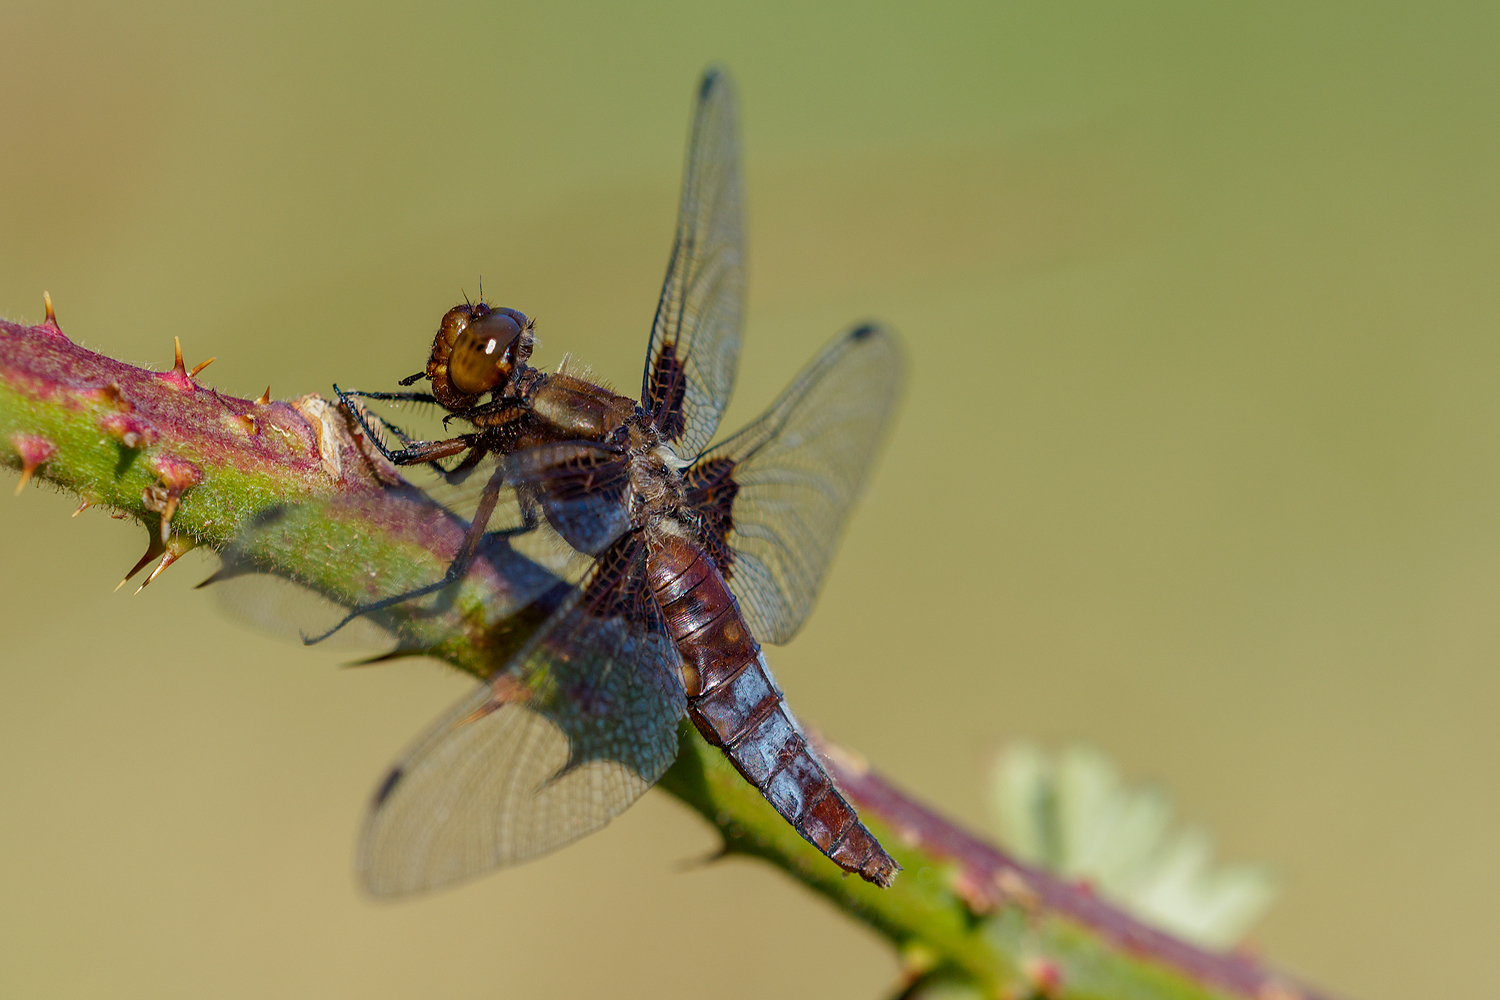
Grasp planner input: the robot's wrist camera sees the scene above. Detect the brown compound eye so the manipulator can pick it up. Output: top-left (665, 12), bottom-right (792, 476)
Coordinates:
top-left (421, 305), bottom-right (477, 389)
top-left (435, 305), bottom-right (475, 354)
top-left (448, 310), bottom-right (527, 395)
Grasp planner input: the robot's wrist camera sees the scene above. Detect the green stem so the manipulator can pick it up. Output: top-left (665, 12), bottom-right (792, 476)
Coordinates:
top-left (0, 318), bottom-right (1340, 1000)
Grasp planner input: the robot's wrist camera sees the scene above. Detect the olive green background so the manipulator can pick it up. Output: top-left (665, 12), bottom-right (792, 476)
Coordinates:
top-left (2, 3), bottom-right (1496, 998)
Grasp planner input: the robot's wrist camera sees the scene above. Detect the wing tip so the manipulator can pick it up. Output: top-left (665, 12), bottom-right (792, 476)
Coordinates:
top-left (372, 764), bottom-right (405, 807)
top-left (699, 64), bottom-right (732, 98)
top-left (848, 320), bottom-right (906, 363)
top-left (847, 321), bottom-right (903, 361)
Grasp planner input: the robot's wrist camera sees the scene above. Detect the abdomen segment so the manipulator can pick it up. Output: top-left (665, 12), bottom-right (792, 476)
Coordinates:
top-left (648, 536), bottom-right (898, 886)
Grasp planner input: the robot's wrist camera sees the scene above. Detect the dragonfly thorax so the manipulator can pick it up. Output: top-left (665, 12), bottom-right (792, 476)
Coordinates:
top-left (627, 434), bottom-right (688, 533)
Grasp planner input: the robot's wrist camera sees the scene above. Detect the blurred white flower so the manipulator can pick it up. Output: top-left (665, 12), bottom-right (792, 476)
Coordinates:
top-left (988, 743), bottom-right (1277, 950)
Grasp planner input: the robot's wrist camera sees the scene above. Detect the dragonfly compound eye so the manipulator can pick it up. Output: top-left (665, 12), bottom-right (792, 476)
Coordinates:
top-left (448, 310), bottom-right (530, 396)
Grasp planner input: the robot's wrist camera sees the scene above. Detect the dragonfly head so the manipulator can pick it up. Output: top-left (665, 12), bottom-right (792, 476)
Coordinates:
top-left (424, 303), bottom-right (535, 410)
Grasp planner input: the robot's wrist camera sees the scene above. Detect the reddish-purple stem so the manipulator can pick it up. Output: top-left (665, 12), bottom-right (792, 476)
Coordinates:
top-left (817, 739), bottom-right (1339, 1000)
top-left (1, 316), bottom-right (1342, 1000)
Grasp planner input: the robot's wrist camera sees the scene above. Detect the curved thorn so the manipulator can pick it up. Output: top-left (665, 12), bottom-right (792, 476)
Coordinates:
top-left (116, 535), bottom-right (165, 591)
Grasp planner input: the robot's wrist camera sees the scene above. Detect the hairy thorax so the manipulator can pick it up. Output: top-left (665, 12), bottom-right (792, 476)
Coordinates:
top-left (626, 422), bottom-right (690, 540)
top-left (501, 369), bottom-right (693, 543)
top-left (523, 372), bottom-right (637, 441)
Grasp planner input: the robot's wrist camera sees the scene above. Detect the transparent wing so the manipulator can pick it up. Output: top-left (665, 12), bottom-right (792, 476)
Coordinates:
top-left (211, 487), bottom-right (566, 651)
top-left (380, 438), bottom-right (636, 562)
top-left (337, 392), bottom-right (533, 538)
top-left (358, 538), bottom-right (687, 897)
top-left (685, 323), bottom-right (905, 645)
top-left (642, 66), bottom-right (745, 458)
top-left (500, 441), bottom-right (634, 557)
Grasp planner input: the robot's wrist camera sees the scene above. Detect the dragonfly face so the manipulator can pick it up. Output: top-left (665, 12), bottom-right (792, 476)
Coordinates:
top-left (418, 303), bottom-right (535, 410)
top-left (230, 67), bottom-right (907, 896)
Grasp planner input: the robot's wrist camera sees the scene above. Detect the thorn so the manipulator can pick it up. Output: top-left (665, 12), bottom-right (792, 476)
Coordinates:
top-left (157, 340), bottom-right (203, 392)
top-left (995, 868), bottom-right (1040, 909)
top-left (892, 945), bottom-right (941, 997)
top-left (9, 433), bottom-right (57, 495)
top-left (117, 533), bottom-right (166, 591)
top-left (141, 483), bottom-right (178, 542)
top-left (135, 535), bottom-right (198, 594)
top-left (453, 674), bottom-right (530, 726)
top-left (949, 868), bottom-right (998, 916)
top-left (256, 386), bottom-right (272, 406)
top-left (72, 499), bottom-right (93, 517)
top-left (142, 457), bottom-right (203, 543)
top-left (42, 290), bottom-right (58, 328)
top-left (100, 413), bottom-right (153, 449)
top-left (454, 698), bottom-right (506, 728)
top-left (188, 357), bottom-right (216, 378)
top-left (137, 561), bottom-right (173, 592)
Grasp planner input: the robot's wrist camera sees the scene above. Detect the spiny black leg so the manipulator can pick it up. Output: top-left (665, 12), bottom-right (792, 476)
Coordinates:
top-left (335, 386), bottom-right (424, 452)
top-left (339, 391), bottom-right (454, 471)
top-left (335, 385), bottom-right (433, 448)
top-left (335, 384), bottom-right (474, 471)
top-left (303, 461), bottom-right (519, 644)
top-left (336, 384), bottom-right (415, 461)
top-left (379, 435), bottom-right (476, 472)
top-left (341, 388), bottom-right (440, 405)
top-left (452, 395), bottom-right (531, 425)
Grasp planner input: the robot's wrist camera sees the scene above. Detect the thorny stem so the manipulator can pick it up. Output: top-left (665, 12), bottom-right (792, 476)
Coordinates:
top-left (0, 317), bottom-right (1341, 1000)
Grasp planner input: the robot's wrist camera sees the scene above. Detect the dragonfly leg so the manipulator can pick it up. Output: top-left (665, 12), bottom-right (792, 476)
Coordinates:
top-left (335, 384), bottom-right (477, 476)
top-left (334, 385), bottom-right (438, 447)
top-left (302, 460), bottom-right (518, 644)
top-left (339, 388), bottom-right (440, 406)
top-left (441, 395), bottom-right (531, 431)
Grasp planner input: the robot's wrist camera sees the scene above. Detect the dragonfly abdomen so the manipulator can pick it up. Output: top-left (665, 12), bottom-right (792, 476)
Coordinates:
top-left (647, 536), bottom-right (899, 887)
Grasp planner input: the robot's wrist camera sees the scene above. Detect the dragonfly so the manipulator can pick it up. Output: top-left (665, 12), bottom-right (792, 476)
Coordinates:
top-left (229, 68), bottom-right (905, 896)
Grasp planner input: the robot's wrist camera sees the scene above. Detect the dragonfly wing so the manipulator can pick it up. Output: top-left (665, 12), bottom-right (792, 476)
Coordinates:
top-left (686, 323), bottom-right (905, 645)
top-left (501, 441), bottom-right (634, 557)
top-left (642, 67), bottom-right (745, 458)
top-left (211, 489), bottom-right (564, 650)
top-left (357, 538), bottom-right (687, 897)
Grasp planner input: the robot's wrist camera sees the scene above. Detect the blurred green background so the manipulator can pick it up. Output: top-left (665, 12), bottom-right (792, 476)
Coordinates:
top-left (3, 2), bottom-right (1497, 998)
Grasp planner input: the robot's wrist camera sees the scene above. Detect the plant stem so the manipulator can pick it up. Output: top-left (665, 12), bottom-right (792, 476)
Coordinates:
top-left (0, 318), bottom-right (1341, 1000)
